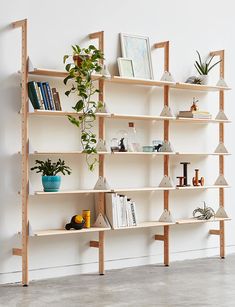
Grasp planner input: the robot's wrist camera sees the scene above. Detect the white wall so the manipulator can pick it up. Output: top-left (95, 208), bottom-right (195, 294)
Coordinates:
top-left (0, 0), bottom-right (234, 284)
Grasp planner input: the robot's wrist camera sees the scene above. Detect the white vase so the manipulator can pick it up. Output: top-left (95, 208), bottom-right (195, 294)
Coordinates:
top-left (199, 75), bottom-right (209, 85)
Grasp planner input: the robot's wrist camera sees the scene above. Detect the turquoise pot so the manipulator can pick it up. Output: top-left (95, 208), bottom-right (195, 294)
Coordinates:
top-left (42, 176), bottom-right (61, 192)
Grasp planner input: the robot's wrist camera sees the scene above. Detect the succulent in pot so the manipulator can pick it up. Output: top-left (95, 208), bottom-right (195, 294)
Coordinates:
top-left (31, 159), bottom-right (72, 192)
top-left (194, 51), bottom-right (221, 85)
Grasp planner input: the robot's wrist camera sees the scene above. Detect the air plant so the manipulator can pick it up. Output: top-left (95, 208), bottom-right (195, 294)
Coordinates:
top-left (193, 201), bottom-right (215, 220)
top-left (195, 51), bottom-right (221, 75)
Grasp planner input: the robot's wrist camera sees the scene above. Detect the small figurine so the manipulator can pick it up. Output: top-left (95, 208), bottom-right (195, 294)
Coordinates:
top-left (179, 162), bottom-right (190, 186)
top-left (65, 215), bottom-right (85, 230)
top-left (190, 97), bottom-right (199, 111)
top-left (176, 176), bottom-right (185, 187)
top-left (119, 137), bottom-right (127, 152)
top-left (193, 201), bottom-right (215, 220)
top-left (192, 169), bottom-right (204, 186)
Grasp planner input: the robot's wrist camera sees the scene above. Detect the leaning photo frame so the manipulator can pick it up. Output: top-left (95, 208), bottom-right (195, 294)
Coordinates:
top-left (120, 33), bottom-right (154, 80)
top-left (117, 57), bottom-right (134, 77)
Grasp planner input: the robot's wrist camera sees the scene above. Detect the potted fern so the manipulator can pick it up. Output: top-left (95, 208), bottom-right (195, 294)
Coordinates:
top-left (31, 159), bottom-right (72, 192)
top-left (194, 51), bottom-right (221, 85)
top-left (63, 44), bottom-right (104, 171)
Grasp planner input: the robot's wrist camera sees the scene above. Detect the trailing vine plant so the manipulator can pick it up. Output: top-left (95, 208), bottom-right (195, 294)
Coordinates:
top-left (63, 45), bottom-right (104, 171)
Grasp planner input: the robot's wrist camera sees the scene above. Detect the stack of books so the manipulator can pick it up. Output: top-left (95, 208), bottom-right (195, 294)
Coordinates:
top-left (178, 110), bottom-right (212, 119)
top-left (105, 193), bottom-right (138, 229)
top-left (28, 81), bottom-right (62, 111)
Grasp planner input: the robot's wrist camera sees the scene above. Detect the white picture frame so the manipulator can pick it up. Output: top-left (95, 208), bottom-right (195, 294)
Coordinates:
top-left (117, 57), bottom-right (134, 77)
top-left (120, 33), bottom-right (154, 80)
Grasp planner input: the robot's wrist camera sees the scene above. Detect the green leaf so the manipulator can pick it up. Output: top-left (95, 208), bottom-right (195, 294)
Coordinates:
top-left (65, 63), bottom-right (71, 72)
top-left (207, 59), bottom-right (222, 73)
top-left (63, 55), bottom-right (69, 63)
top-left (65, 90), bottom-right (71, 96)
top-left (63, 75), bottom-right (73, 85)
top-left (74, 100), bottom-right (84, 112)
top-left (196, 50), bottom-right (203, 67)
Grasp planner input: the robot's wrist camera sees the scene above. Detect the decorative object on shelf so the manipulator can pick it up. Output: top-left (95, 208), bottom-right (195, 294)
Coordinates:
top-left (63, 44), bottom-right (104, 171)
top-left (216, 78), bottom-right (228, 88)
top-left (214, 142), bottom-right (228, 154)
top-left (158, 209), bottom-right (175, 223)
top-left (95, 102), bottom-right (109, 113)
top-left (152, 140), bottom-right (163, 152)
top-left (117, 57), bottom-right (134, 77)
top-left (120, 33), bottom-right (153, 79)
top-left (176, 176), bottom-right (185, 187)
top-left (194, 50), bottom-right (222, 85)
top-left (215, 206), bottom-right (229, 218)
top-left (159, 140), bottom-right (174, 152)
top-left (179, 162), bottom-right (190, 186)
top-left (142, 146), bottom-right (154, 152)
top-left (160, 71), bottom-right (175, 82)
top-left (127, 122), bottom-right (140, 152)
top-left (193, 201), bottom-right (215, 220)
top-left (82, 210), bottom-right (91, 228)
top-left (95, 139), bottom-right (109, 152)
top-left (117, 129), bottom-right (128, 152)
top-left (93, 213), bottom-right (110, 228)
top-left (214, 174), bottom-right (229, 186)
top-left (160, 105), bottom-right (174, 117)
top-left (30, 159), bottom-right (71, 192)
top-left (65, 215), bottom-right (85, 230)
top-left (94, 176), bottom-right (111, 190)
top-left (110, 138), bottom-right (119, 152)
top-left (100, 64), bottom-right (111, 79)
top-left (185, 76), bottom-right (202, 84)
top-left (159, 175), bottom-right (174, 188)
top-left (119, 138), bottom-right (127, 152)
top-left (190, 97), bottom-right (199, 111)
top-left (192, 169), bottom-right (205, 186)
top-left (215, 110), bottom-right (228, 121)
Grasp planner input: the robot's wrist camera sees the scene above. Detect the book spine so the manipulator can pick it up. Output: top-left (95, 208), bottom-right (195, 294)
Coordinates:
top-left (52, 88), bottom-right (62, 111)
top-left (38, 82), bottom-right (48, 110)
top-left (130, 202), bottom-right (137, 226)
top-left (34, 83), bottom-right (44, 109)
top-left (45, 82), bottom-right (55, 110)
top-left (28, 81), bottom-right (41, 109)
top-left (42, 83), bottom-right (51, 110)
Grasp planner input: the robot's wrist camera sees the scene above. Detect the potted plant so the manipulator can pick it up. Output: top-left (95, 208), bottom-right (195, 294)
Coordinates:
top-left (194, 51), bottom-right (221, 85)
top-left (31, 159), bottom-right (72, 192)
top-left (63, 44), bottom-right (104, 171)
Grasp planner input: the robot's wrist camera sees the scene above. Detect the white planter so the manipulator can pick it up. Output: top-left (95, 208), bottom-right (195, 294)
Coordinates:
top-left (199, 74), bottom-right (209, 85)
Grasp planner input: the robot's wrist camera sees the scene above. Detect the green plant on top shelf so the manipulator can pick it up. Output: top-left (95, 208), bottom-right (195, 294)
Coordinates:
top-left (194, 50), bottom-right (221, 75)
top-left (63, 44), bottom-right (104, 171)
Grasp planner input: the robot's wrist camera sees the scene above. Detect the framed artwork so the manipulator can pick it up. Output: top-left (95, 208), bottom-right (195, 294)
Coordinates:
top-left (117, 57), bottom-right (134, 77)
top-left (120, 33), bottom-right (154, 80)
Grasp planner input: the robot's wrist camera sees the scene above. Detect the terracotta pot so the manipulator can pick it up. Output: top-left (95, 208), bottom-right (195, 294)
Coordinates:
top-left (73, 54), bottom-right (89, 67)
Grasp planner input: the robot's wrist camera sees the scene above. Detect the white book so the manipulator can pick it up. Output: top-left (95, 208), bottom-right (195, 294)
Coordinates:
top-left (119, 195), bottom-right (126, 227)
top-left (105, 193), bottom-right (118, 229)
top-left (130, 201), bottom-right (138, 226)
top-left (126, 200), bottom-right (133, 226)
top-left (116, 195), bottom-right (122, 228)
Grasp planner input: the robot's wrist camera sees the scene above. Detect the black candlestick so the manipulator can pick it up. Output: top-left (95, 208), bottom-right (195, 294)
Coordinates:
top-left (180, 162), bottom-right (190, 186)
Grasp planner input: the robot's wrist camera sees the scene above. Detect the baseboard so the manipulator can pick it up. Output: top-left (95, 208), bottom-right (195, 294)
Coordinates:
top-left (1, 245), bottom-right (235, 285)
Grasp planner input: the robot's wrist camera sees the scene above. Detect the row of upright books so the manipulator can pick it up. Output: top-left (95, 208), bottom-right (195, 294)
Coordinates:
top-left (105, 193), bottom-right (138, 229)
top-left (178, 110), bottom-right (212, 119)
top-left (28, 81), bottom-right (62, 111)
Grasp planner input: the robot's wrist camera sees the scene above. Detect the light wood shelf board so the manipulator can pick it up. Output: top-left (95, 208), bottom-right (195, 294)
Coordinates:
top-left (107, 76), bottom-right (175, 87)
top-left (176, 217), bottom-right (231, 225)
top-left (29, 110), bottom-right (110, 118)
top-left (113, 187), bottom-right (175, 192)
top-left (33, 227), bottom-right (110, 236)
top-left (176, 152), bottom-right (231, 156)
top-left (113, 221), bottom-right (174, 230)
top-left (172, 82), bottom-right (231, 92)
top-left (176, 185), bottom-right (230, 190)
top-left (35, 189), bottom-right (111, 195)
top-left (176, 117), bottom-right (231, 124)
top-left (29, 68), bottom-right (102, 80)
top-left (30, 151), bottom-right (109, 155)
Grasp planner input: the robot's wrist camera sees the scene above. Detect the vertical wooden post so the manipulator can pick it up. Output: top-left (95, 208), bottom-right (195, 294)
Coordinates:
top-left (210, 49), bottom-right (225, 258)
top-left (154, 41), bottom-right (170, 266)
top-left (89, 31), bottom-right (105, 274)
top-left (12, 19), bottom-right (29, 286)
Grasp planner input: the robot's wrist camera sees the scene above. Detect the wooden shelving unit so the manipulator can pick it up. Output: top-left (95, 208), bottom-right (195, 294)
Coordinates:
top-left (13, 19), bottom-right (231, 286)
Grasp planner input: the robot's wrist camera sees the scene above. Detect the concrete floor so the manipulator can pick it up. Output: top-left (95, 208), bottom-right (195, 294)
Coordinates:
top-left (0, 254), bottom-right (235, 307)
